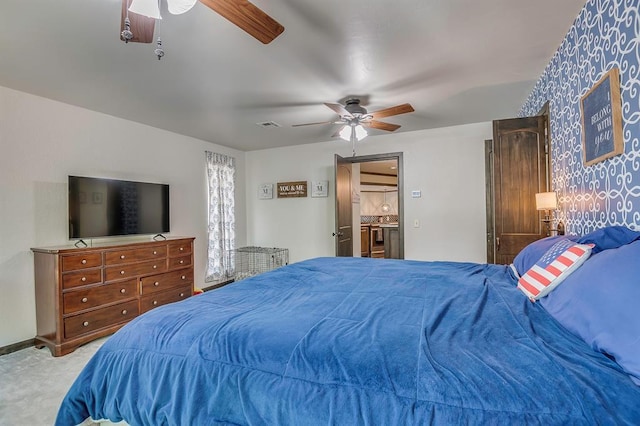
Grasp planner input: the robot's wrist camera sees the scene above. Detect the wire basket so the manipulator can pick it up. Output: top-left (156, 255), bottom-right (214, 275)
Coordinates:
top-left (227, 246), bottom-right (289, 281)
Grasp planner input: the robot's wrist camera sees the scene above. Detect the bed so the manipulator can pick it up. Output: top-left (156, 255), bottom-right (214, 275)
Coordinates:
top-left (56, 228), bottom-right (640, 425)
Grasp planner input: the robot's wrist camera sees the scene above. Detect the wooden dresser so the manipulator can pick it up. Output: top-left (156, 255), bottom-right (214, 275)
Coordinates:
top-left (31, 237), bottom-right (195, 356)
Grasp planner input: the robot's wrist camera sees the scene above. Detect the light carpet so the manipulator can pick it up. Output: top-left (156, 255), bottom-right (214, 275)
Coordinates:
top-left (0, 337), bottom-right (107, 426)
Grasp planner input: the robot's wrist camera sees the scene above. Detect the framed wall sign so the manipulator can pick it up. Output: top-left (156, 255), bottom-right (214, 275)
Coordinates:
top-left (258, 183), bottom-right (273, 199)
top-left (580, 67), bottom-right (624, 166)
top-left (277, 181), bottom-right (307, 198)
top-left (311, 180), bottom-right (329, 197)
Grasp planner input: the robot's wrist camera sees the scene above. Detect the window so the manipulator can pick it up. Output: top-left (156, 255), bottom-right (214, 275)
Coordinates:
top-left (205, 151), bottom-right (235, 282)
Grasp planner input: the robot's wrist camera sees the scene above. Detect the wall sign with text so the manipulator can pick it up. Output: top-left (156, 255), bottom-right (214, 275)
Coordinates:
top-left (580, 67), bottom-right (624, 166)
top-left (277, 181), bottom-right (307, 198)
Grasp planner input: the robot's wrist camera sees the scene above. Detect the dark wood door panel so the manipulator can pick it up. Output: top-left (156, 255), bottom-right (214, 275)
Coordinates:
top-left (489, 115), bottom-right (548, 264)
top-left (335, 154), bottom-right (353, 257)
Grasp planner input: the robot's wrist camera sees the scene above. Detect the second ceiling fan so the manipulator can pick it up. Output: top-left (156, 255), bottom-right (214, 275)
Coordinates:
top-left (293, 98), bottom-right (415, 140)
top-left (120, 0), bottom-right (285, 45)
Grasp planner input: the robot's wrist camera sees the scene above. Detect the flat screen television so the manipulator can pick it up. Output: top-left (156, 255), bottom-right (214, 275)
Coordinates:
top-left (68, 175), bottom-right (170, 239)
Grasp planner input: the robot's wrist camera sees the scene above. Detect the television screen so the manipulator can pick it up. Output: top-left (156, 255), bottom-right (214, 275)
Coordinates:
top-left (68, 176), bottom-right (170, 239)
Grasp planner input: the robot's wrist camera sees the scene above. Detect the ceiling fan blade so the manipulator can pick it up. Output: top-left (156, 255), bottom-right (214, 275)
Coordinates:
top-left (331, 127), bottom-right (345, 138)
top-left (198, 0), bottom-right (285, 44)
top-left (364, 120), bottom-right (401, 132)
top-left (292, 121), bottom-right (336, 127)
top-left (370, 103), bottom-right (414, 119)
top-left (121, 0), bottom-right (155, 43)
top-left (324, 103), bottom-right (353, 118)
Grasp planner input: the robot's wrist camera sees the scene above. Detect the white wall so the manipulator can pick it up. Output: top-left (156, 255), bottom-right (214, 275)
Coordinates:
top-left (0, 86), bottom-right (246, 347)
top-left (245, 122), bottom-right (492, 263)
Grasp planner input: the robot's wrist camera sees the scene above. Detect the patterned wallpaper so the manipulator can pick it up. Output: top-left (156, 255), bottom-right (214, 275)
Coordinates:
top-left (520, 0), bottom-right (640, 235)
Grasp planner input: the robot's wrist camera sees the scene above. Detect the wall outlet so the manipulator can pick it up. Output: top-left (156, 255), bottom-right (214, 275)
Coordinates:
top-left (413, 219), bottom-right (420, 228)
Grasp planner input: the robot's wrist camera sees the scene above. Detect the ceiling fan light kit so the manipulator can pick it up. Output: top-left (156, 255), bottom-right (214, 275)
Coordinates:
top-left (339, 124), bottom-right (368, 142)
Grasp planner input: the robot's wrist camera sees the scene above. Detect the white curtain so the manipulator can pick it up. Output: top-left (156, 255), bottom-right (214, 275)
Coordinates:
top-left (205, 151), bottom-right (236, 282)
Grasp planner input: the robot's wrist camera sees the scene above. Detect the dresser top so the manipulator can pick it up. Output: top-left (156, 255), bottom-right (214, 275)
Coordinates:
top-left (31, 236), bottom-right (195, 254)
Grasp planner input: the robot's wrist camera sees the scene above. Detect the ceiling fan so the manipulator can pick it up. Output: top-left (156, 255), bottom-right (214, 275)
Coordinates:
top-left (292, 98), bottom-right (415, 140)
top-left (120, 0), bottom-right (285, 45)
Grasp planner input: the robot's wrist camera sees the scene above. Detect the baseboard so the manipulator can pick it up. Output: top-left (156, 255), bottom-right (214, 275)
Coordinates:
top-left (0, 338), bottom-right (35, 356)
top-left (202, 279), bottom-right (234, 291)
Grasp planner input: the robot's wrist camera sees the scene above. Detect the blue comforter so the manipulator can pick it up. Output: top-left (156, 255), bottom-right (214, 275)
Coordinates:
top-left (57, 257), bottom-right (640, 425)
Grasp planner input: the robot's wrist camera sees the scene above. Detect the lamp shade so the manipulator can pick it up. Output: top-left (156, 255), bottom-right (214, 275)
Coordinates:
top-left (354, 125), bottom-right (368, 141)
top-left (129, 0), bottom-right (162, 19)
top-left (338, 125), bottom-right (351, 141)
top-left (535, 192), bottom-right (558, 211)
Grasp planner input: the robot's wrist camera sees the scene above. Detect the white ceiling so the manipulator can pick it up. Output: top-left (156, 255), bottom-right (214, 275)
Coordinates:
top-left (0, 0), bottom-right (586, 151)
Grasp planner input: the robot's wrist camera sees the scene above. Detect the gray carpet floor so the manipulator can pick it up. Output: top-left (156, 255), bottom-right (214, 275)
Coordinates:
top-left (0, 337), bottom-right (107, 426)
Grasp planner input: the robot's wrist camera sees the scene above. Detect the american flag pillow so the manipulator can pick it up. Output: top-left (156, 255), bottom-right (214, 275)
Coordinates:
top-left (517, 239), bottom-right (594, 301)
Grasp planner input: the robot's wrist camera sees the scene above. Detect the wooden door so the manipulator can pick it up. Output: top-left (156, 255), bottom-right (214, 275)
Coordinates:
top-left (334, 154), bottom-right (353, 256)
top-left (487, 116), bottom-right (548, 264)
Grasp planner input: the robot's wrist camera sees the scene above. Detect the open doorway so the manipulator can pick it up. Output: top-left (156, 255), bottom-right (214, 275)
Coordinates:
top-left (334, 152), bottom-right (404, 259)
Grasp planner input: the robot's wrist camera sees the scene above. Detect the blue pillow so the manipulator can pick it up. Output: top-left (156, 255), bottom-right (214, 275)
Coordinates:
top-left (576, 225), bottom-right (640, 254)
top-left (540, 240), bottom-right (640, 385)
top-left (512, 236), bottom-right (573, 277)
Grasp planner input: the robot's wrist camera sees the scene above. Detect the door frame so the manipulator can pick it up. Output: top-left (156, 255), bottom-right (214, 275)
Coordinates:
top-left (335, 152), bottom-right (404, 259)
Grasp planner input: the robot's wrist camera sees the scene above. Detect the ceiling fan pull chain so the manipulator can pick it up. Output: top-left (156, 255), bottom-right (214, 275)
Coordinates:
top-left (154, 0), bottom-right (164, 60)
top-left (155, 37), bottom-right (164, 60)
top-left (121, 18), bottom-right (133, 43)
top-left (121, 0), bottom-right (134, 42)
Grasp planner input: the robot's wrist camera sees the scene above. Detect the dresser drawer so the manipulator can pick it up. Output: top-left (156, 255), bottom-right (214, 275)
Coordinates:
top-left (62, 268), bottom-right (103, 290)
top-left (61, 253), bottom-right (102, 272)
top-left (168, 241), bottom-right (192, 257)
top-left (105, 245), bottom-right (167, 266)
top-left (63, 279), bottom-right (137, 315)
top-left (169, 254), bottom-right (192, 269)
top-left (140, 284), bottom-right (192, 313)
top-left (64, 300), bottom-right (139, 339)
top-left (140, 269), bottom-right (194, 295)
top-left (104, 260), bottom-right (167, 282)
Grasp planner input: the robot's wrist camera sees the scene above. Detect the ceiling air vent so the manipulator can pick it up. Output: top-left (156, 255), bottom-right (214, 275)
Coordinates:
top-left (256, 121), bottom-right (282, 128)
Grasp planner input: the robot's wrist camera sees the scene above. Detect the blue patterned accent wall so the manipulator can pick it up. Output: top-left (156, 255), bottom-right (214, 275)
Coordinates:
top-left (520, 0), bottom-right (640, 235)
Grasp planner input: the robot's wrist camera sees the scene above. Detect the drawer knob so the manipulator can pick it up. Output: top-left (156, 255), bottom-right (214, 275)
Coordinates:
top-left (154, 281), bottom-right (159, 286)
top-left (81, 259), bottom-right (87, 264)
top-left (83, 321), bottom-right (89, 327)
top-left (181, 275), bottom-right (186, 280)
top-left (122, 309), bottom-right (127, 315)
top-left (179, 260), bottom-right (184, 264)
top-left (81, 277), bottom-right (87, 282)
top-left (153, 251), bottom-right (157, 255)
top-left (179, 293), bottom-right (184, 297)
top-left (120, 270), bottom-right (125, 275)
top-left (179, 247), bottom-right (184, 251)
top-left (153, 265), bottom-right (157, 269)
top-left (81, 297), bottom-right (88, 303)
top-left (120, 288), bottom-right (126, 294)
top-left (153, 300), bottom-right (158, 306)
top-left (120, 255), bottom-right (125, 259)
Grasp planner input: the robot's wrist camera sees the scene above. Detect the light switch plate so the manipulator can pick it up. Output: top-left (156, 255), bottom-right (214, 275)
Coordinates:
top-left (411, 190), bottom-right (421, 198)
